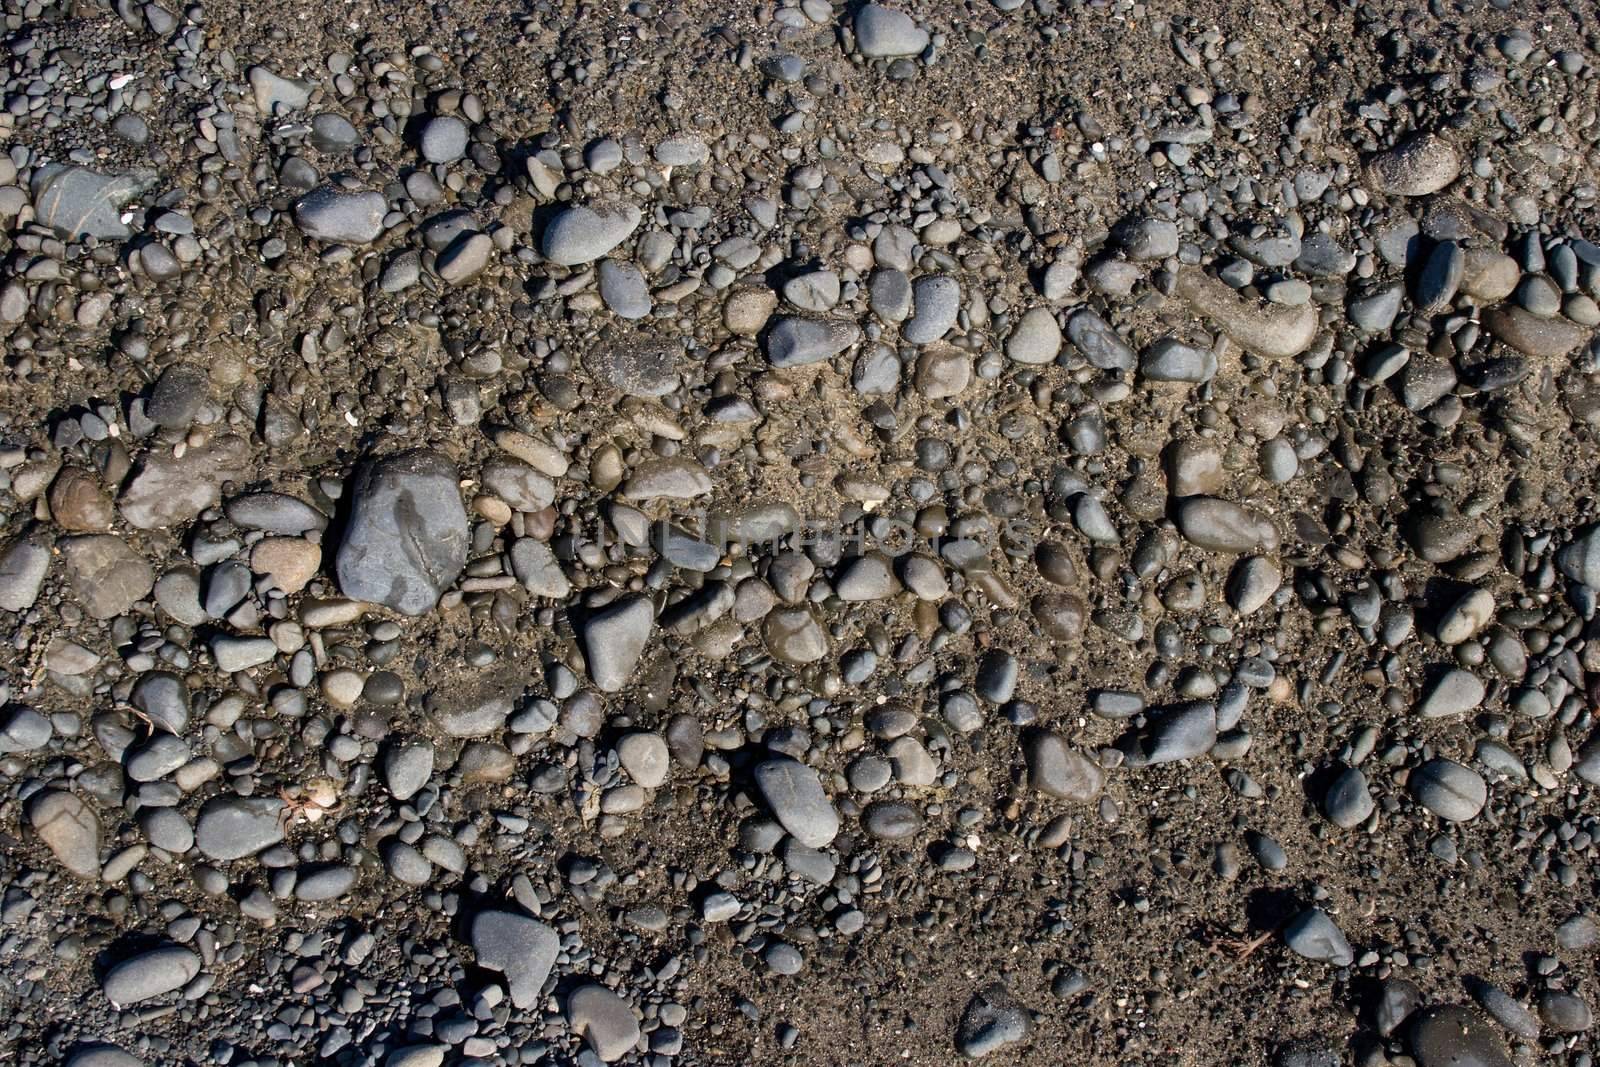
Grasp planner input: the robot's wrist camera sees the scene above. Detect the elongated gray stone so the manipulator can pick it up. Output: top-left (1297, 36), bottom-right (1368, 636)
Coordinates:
top-left (1417, 668), bottom-right (1485, 718)
top-left (0, 533), bottom-right (51, 612)
top-left (754, 756), bottom-right (839, 847)
top-left (32, 165), bottom-right (147, 240)
top-left (101, 945), bottom-right (200, 1005)
top-left (1366, 134), bottom-right (1461, 197)
top-left (1484, 305), bottom-right (1586, 359)
top-left (1065, 308), bottom-right (1137, 370)
top-left (903, 275), bottom-right (959, 344)
top-left (1175, 497), bottom-right (1280, 554)
top-left (765, 317), bottom-right (861, 368)
top-left (293, 186), bottom-right (387, 244)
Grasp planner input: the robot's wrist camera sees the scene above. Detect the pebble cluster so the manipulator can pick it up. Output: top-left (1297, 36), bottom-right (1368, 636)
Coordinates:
top-left (3, 1), bottom-right (1600, 1065)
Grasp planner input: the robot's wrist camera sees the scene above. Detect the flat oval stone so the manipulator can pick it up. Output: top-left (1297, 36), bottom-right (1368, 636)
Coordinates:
top-left (1124, 701), bottom-right (1217, 765)
top-left (1283, 908), bottom-right (1354, 966)
top-left (902, 275), bottom-right (960, 344)
top-left (576, 595), bottom-right (655, 693)
top-left (763, 606), bottom-right (829, 664)
top-left (0, 533), bottom-right (51, 612)
top-left (59, 535), bottom-right (154, 619)
top-left (1557, 524), bottom-right (1600, 589)
top-left (28, 789), bottom-right (101, 877)
top-left (65, 1045), bottom-right (146, 1067)
top-left (1175, 497), bottom-right (1280, 553)
top-left (1322, 766), bottom-right (1375, 828)
top-left (617, 732), bottom-right (670, 788)
top-left (1417, 668), bottom-right (1485, 718)
top-left (1483, 305), bottom-right (1586, 358)
top-left (955, 984), bottom-right (1032, 1059)
top-left (855, 4), bottom-right (929, 57)
top-left (1065, 308), bottom-right (1137, 370)
top-left (194, 796), bottom-right (285, 861)
top-left (1005, 306), bottom-right (1063, 365)
top-left (764, 316), bottom-right (861, 368)
top-left (293, 186), bottom-right (386, 244)
top-left (295, 863), bottom-right (357, 901)
top-left (597, 259), bottom-right (652, 319)
top-left (419, 115), bottom-right (468, 163)
top-left (130, 670), bottom-right (189, 734)
top-left (101, 945), bottom-right (200, 1005)
top-left (862, 800), bottom-right (924, 839)
top-left (425, 682), bottom-right (514, 737)
top-left (584, 335), bottom-right (681, 396)
top-left (619, 457), bottom-right (712, 500)
top-left (1409, 758), bottom-right (1487, 821)
top-left (32, 165), bottom-right (144, 240)
top-left (1141, 337), bottom-right (1217, 383)
top-left (1022, 729), bottom-right (1104, 801)
top-left (857, 3), bottom-right (934, 56)
top-left (567, 983), bottom-right (641, 1062)
top-left (1366, 134), bottom-right (1462, 197)
top-left (470, 909), bottom-right (559, 1010)
top-left (224, 492), bottom-right (328, 534)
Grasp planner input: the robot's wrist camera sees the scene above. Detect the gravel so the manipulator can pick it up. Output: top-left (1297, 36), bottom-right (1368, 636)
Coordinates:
top-left (5, 2), bottom-right (1600, 1063)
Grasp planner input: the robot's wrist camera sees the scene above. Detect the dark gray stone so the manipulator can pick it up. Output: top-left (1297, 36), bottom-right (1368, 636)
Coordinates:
top-left (336, 450), bottom-right (469, 616)
top-left (293, 185), bottom-right (387, 244)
